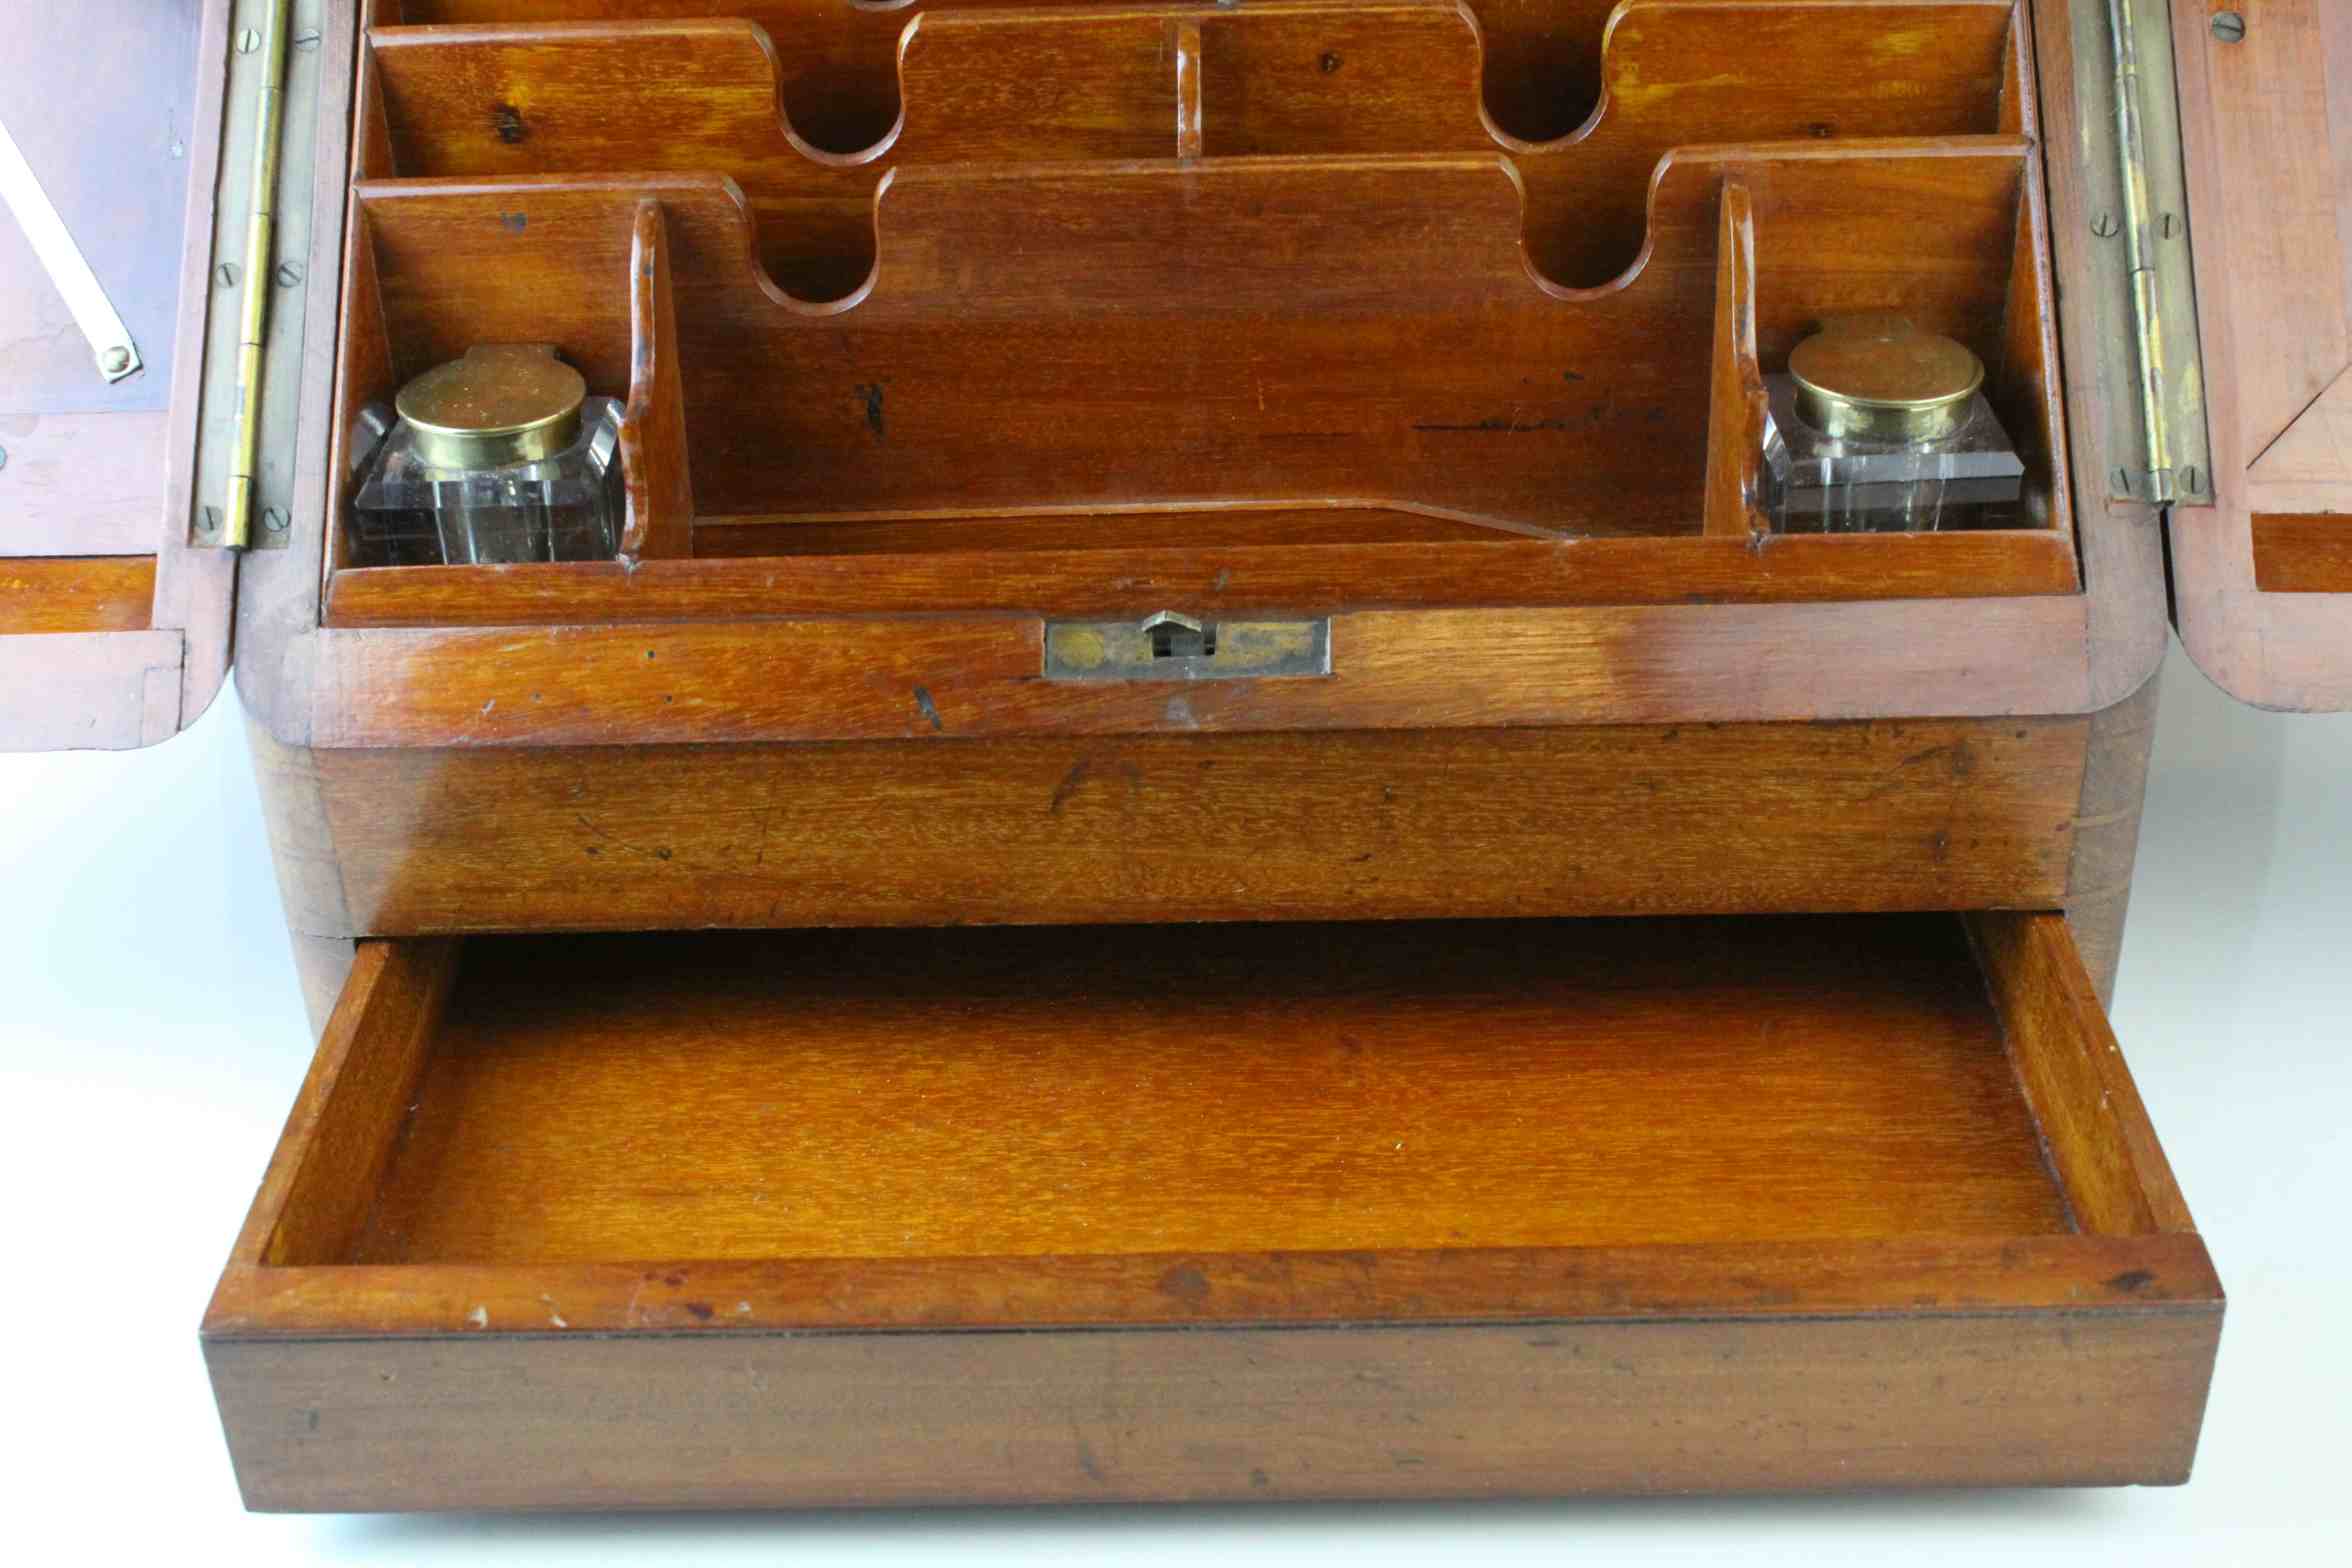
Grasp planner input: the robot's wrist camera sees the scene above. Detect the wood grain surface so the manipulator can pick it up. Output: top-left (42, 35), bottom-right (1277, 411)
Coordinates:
top-left (0, 557), bottom-right (155, 634)
top-left (341, 917), bottom-right (2071, 1265)
top-left (291, 717), bottom-right (2087, 932)
top-left (202, 909), bottom-right (2222, 1508)
top-left (2163, 0), bottom-right (2352, 709)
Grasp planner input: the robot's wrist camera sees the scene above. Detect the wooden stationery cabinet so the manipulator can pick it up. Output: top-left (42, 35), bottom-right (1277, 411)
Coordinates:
top-left (3, 0), bottom-right (2347, 1510)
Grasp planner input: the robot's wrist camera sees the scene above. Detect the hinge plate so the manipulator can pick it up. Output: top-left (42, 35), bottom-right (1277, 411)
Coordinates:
top-left (189, 1), bottom-right (325, 550)
top-left (2071, 0), bottom-right (2214, 508)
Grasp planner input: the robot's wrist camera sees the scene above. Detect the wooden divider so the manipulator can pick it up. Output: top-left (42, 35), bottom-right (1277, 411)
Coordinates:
top-left (369, 1), bottom-right (2018, 292)
top-left (345, 141), bottom-right (2035, 542)
top-left (1702, 180), bottom-right (1767, 538)
top-left (388, 0), bottom-right (1611, 151)
top-left (618, 200), bottom-right (695, 561)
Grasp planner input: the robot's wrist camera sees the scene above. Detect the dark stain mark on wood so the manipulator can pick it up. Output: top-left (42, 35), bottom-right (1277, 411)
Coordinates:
top-left (1074, 1437), bottom-right (1106, 1483)
top-left (683, 1301), bottom-right (716, 1321)
top-left (492, 104), bottom-right (527, 145)
top-left (500, 212), bottom-right (526, 233)
top-left (1049, 756), bottom-right (1094, 815)
top-left (912, 685), bottom-right (942, 732)
top-left (1157, 1261), bottom-right (1211, 1305)
top-left (2105, 1269), bottom-right (2156, 1294)
top-left (855, 382), bottom-right (886, 439)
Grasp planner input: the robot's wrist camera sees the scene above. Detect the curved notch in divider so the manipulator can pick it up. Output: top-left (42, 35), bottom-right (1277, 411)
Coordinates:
top-left (1703, 180), bottom-right (1768, 538)
top-left (619, 201), bottom-right (695, 564)
top-left (1516, 0), bottom-right (2016, 286)
top-left (395, 0), bottom-right (1588, 150)
top-left (353, 140), bottom-right (2034, 537)
top-left (373, 2), bottom-right (2015, 301)
top-left (369, 5), bottom-right (1491, 301)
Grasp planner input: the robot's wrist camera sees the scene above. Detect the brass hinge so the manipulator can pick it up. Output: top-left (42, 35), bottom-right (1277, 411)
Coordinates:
top-left (2072, 0), bottom-right (2213, 508)
top-left (191, 1), bottom-right (325, 551)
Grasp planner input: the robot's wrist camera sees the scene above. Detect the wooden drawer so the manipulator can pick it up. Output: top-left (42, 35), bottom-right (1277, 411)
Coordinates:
top-left (204, 910), bottom-right (2219, 1509)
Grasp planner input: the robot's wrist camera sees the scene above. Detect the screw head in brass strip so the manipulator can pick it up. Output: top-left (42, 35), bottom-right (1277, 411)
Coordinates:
top-left (397, 345), bottom-right (587, 469)
top-left (1787, 314), bottom-right (1983, 445)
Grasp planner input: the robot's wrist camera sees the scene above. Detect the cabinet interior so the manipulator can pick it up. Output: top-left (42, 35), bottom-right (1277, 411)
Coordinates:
top-left (320, 0), bottom-right (2085, 627)
top-left (264, 914), bottom-right (2085, 1270)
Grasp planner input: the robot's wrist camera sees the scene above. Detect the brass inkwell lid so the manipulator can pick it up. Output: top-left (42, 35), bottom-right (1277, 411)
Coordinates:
top-left (396, 344), bottom-right (587, 469)
top-left (1787, 314), bottom-right (1984, 445)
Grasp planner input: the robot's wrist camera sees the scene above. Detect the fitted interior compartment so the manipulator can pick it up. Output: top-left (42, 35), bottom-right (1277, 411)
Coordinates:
top-left (324, 0), bottom-right (2081, 632)
top-left (362, 1), bottom-right (2021, 295)
top-left (258, 914), bottom-right (2099, 1270)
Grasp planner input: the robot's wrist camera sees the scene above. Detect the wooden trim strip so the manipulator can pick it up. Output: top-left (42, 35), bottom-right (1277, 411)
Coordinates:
top-left (301, 595), bottom-right (2097, 747)
top-left (207, 1231), bottom-right (2219, 1340)
top-left (1968, 911), bottom-right (2197, 1235)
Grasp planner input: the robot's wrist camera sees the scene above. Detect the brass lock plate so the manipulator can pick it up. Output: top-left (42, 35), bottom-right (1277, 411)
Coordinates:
top-left (1043, 613), bottom-right (1332, 681)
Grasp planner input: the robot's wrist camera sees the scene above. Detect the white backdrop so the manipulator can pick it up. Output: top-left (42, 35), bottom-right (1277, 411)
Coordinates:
top-left (2, 637), bottom-right (2344, 1564)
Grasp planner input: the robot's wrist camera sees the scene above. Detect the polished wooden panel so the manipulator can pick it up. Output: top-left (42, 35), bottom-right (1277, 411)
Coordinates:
top-left (0, 557), bottom-right (155, 634)
top-left (323, 528), bottom-right (2083, 624)
top-left (2166, 0), bottom-right (2352, 708)
top-left (202, 913), bottom-right (2221, 1508)
top-left (296, 719), bottom-right (2086, 933)
top-left (345, 918), bottom-right (2071, 1264)
top-left (2252, 512), bottom-right (2352, 594)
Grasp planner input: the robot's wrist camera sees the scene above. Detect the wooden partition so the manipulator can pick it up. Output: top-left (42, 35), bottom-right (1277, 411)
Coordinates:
top-left (325, 0), bottom-right (2082, 628)
top-left (366, 1), bottom-right (2020, 292)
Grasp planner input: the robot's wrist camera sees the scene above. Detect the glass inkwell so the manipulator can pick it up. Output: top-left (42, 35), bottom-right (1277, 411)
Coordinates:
top-left (1762, 315), bottom-right (2025, 533)
top-left (351, 344), bottom-right (625, 565)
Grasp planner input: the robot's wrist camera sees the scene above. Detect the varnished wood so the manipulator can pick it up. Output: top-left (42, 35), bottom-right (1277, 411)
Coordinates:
top-left (2020, 0), bottom-right (2169, 708)
top-left (2252, 512), bottom-right (2352, 594)
top-left (617, 200), bottom-right (694, 560)
top-left (1703, 179), bottom-right (1769, 536)
top-left (2064, 673), bottom-right (2159, 1006)
top-left (202, 912), bottom-right (2221, 1508)
top-left (2164, 0), bottom-right (2352, 709)
top-left (322, 528), bottom-right (2082, 625)
top-left (0, 557), bottom-right (155, 634)
top-left (252, 941), bottom-right (460, 1266)
top-left (369, 3), bottom-right (2017, 291)
top-left (346, 144), bottom-right (2041, 535)
top-left (1968, 909), bottom-right (2196, 1235)
top-left (346, 920), bottom-right (2071, 1264)
top-left (291, 719), bottom-right (2086, 933)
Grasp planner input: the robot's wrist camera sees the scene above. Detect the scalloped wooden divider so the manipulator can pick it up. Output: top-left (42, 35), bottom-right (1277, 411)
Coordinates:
top-left (368, 1), bottom-right (2018, 296)
top-left (385, 0), bottom-right (1620, 150)
top-left (367, 3), bottom-right (1490, 300)
top-left (341, 138), bottom-right (2037, 545)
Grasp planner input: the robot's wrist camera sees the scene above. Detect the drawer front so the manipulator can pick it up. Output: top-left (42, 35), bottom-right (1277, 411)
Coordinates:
top-left (204, 911), bottom-right (2220, 1510)
top-left (255, 717), bottom-right (2091, 936)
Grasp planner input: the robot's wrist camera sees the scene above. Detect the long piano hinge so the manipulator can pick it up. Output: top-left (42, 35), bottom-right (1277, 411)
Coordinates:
top-left (192, 0), bottom-right (321, 552)
top-left (2075, 0), bottom-right (2213, 509)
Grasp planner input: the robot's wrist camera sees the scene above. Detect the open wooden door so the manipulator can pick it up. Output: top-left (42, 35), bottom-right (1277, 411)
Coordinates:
top-left (0, 0), bottom-right (251, 750)
top-left (2168, 0), bottom-right (2352, 710)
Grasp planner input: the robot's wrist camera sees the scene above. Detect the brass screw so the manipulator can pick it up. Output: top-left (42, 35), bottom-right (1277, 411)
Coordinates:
top-left (264, 507), bottom-right (289, 533)
top-left (2211, 11), bottom-right (2246, 44)
top-left (101, 346), bottom-right (132, 375)
top-left (236, 28), bottom-right (260, 53)
top-left (216, 262), bottom-right (238, 288)
top-left (2090, 212), bottom-right (2120, 238)
top-left (294, 31), bottom-right (322, 51)
top-left (275, 261), bottom-right (304, 287)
